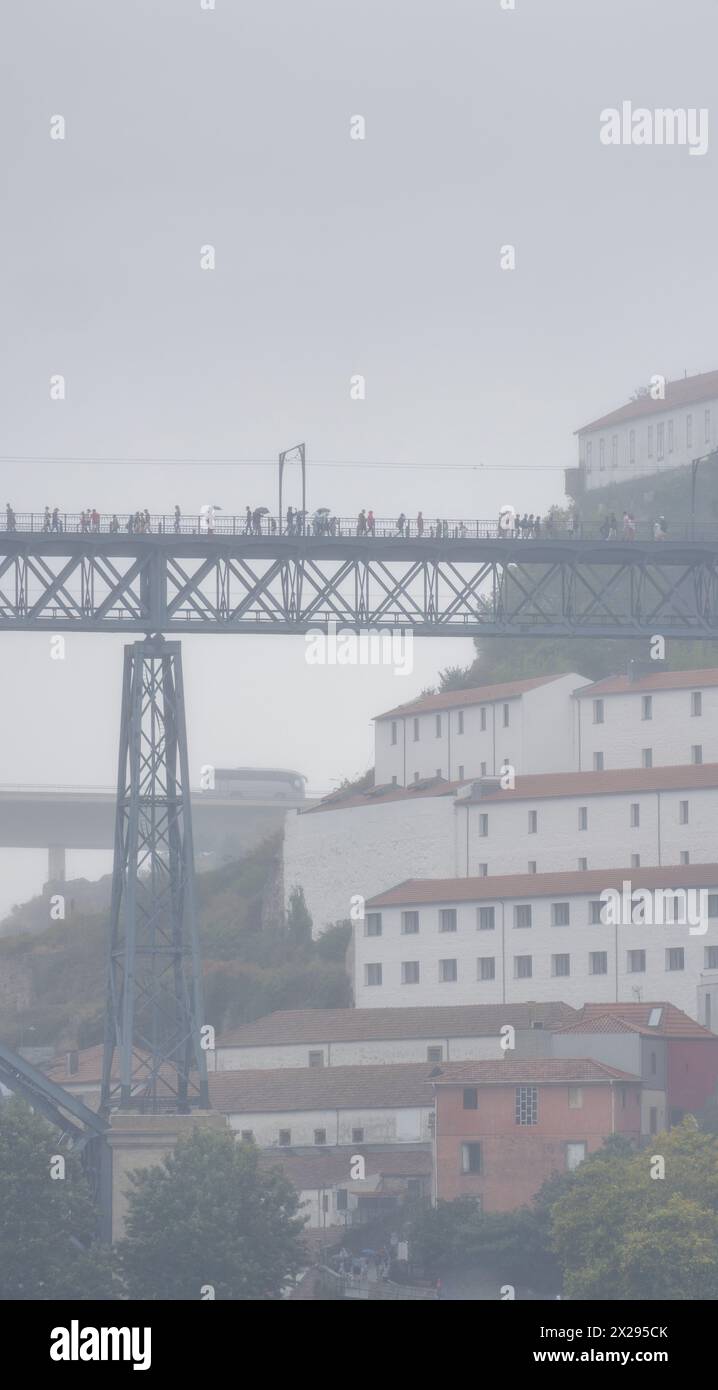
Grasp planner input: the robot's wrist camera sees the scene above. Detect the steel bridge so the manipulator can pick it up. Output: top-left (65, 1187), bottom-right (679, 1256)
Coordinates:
top-left (2, 529), bottom-right (718, 637)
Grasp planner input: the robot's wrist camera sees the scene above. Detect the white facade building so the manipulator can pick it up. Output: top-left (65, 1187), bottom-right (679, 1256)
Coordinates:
top-left (374, 673), bottom-right (590, 788)
top-left (284, 762), bottom-right (718, 931)
top-left (354, 865), bottom-right (718, 1024)
top-left (574, 368), bottom-right (718, 493)
top-left (575, 669), bottom-right (718, 770)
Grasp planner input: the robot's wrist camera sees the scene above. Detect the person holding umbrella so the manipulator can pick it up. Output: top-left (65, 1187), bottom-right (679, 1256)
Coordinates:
top-left (252, 506), bottom-right (269, 534)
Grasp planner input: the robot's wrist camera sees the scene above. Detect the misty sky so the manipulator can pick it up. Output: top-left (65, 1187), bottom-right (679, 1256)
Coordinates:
top-left (0, 0), bottom-right (716, 913)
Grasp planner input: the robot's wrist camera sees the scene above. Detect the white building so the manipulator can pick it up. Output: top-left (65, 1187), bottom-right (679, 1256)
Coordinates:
top-left (257, 1148), bottom-right (433, 1230)
top-left (210, 1062), bottom-right (435, 1148)
top-left (283, 762), bottom-right (718, 930)
top-left (374, 673), bottom-right (590, 788)
top-left (353, 864), bottom-right (718, 1024)
top-left (575, 668), bottom-right (718, 771)
top-left (213, 1001), bottom-right (576, 1071)
top-left (573, 368), bottom-right (718, 493)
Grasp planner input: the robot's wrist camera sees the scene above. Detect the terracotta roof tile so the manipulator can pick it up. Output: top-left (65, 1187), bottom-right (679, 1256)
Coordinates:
top-left (576, 370), bottom-right (718, 434)
top-left (577, 1002), bottom-right (716, 1039)
top-left (367, 862), bottom-right (718, 907)
top-left (219, 1002), bottom-right (577, 1046)
top-left (257, 1147), bottom-right (432, 1191)
top-left (374, 674), bottom-right (574, 722)
top-left (576, 668), bottom-right (718, 698)
top-left (210, 1063), bottom-right (438, 1112)
top-left (432, 1058), bottom-right (640, 1085)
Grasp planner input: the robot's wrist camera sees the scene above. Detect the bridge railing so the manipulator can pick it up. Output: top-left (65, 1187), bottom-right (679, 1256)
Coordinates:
top-left (1, 512), bottom-right (710, 542)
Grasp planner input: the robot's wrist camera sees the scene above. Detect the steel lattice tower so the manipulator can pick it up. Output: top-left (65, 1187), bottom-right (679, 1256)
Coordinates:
top-left (101, 636), bottom-right (209, 1113)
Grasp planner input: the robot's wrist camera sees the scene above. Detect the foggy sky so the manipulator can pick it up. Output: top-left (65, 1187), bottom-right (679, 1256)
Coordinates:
top-left (0, 0), bottom-right (716, 913)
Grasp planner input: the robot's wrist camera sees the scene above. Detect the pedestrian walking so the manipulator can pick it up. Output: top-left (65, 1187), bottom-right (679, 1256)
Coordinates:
top-left (416, 510), bottom-right (424, 537)
top-left (174, 505), bottom-right (181, 534)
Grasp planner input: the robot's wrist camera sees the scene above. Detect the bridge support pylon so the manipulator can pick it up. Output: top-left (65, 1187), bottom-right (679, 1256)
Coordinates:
top-left (101, 636), bottom-right (209, 1115)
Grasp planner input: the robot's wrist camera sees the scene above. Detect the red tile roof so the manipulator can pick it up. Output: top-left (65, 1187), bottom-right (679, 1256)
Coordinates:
top-left (307, 762), bottom-right (718, 814)
top-left (210, 1063), bottom-right (438, 1112)
top-left (576, 370), bottom-right (718, 434)
top-left (218, 1002), bottom-right (577, 1047)
top-left (577, 1002), bottom-right (716, 1039)
top-left (374, 674), bottom-right (574, 722)
top-left (366, 862), bottom-right (718, 907)
top-left (576, 669), bottom-right (718, 698)
top-left (431, 1058), bottom-right (640, 1085)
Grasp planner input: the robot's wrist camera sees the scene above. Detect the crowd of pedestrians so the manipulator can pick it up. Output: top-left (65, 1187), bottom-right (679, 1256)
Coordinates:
top-left (1, 501), bottom-right (674, 542)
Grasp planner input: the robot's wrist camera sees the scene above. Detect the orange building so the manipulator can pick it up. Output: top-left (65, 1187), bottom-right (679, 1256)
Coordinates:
top-left (433, 1058), bottom-right (641, 1210)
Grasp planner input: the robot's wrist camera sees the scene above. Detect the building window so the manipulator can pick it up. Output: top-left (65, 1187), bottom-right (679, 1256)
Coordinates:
top-left (436, 768), bottom-right (442, 779)
top-left (641, 748), bottom-right (652, 768)
top-left (479, 863), bottom-right (488, 877)
top-left (336, 1188), bottom-right (348, 1211)
top-left (611, 434), bottom-right (618, 467)
top-left (593, 698), bottom-right (604, 724)
top-left (240, 1130), bottom-right (254, 1143)
top-left (552, 953), bottom-right (570, 977)
top-left (599, 438), bottom-right (605, 470)
top-left (314, 1128), bottom-right (327, 1145)
top-left (479, 814), bottom-right (489, 837)
top-left (352, 1127), bottom-right (364, 1143)
top-left (627, 950), bottom-right (646, 973)
top-left (578, 857), bottom-right (588, 871)
top-left (460, 1142), bottom-right (482, 1174)
top-left (413, 717), bottom-right (420, 741)
top-left (566, 1142), bottom-right (587, 1171)
top-left (568, 1086), bottom-right (583, 1109)
top-left (514, 904), bottom-right (532, 929)
top-left (679, 800), bottom-right (689, 824)
top-left (680, 850), bottom-right (689, 866)
top-left (435, 714), bottom-right (442, 737)
top-left (552, 902), bottom-right (570, 927)
top-left (687, 413), bottom-right (693, 447)
top-left (631, 853), bottom-right (641, 868)
top-left (503, 703), bottom-right (510, 727)
top-left (402, 960), bottom-right (420, 984)
top-left (649, 1107), bottom-right (658, 1136)
top-left (666, 947), bottom-right (685, 972)
top-left (706, 407), bottom-right (711, 443)
top-left (391, 775), bottom-right (397, 786)
top-left (478, 905), bottom-right (495, 931)
top-left (478, 957), bottom-right (496, 981)
top-left (439, 908), bottom-right (457, 933)
top-left (642, 695), bottom-right (652, 720)
top-left (308, 1051), bottom-right (324, 1068)
top-left (414, 771), bottom-right (419, 782)
top-left (480, 761), bottom-right (487, 777)
top-left (528, 860), bottom-right (537, 875)
top-left (589, 900), bottom-right (604, 924)
top-left (279, 1129), bottom-right (291, 1146)
top-left (463, 1087), bottom-right (479, 1110)
top-left (391, 721), bottom-right (398, 746)
top-left (590, 951), bottom-right (608, 975)
top-left (578, 806), bottom-right (588, 831)
top-left (691, 691), bottom-right (702, 717)
top-left (457, 710), bottom-right (464, 734)
top-left (515, 1086), bottom-right (538, 1125)
top-left (593, 752), bottom-right (604, 771)
top-left (528, 809), bottom-right (538, 833)
top-left (480, 707), bottom-right (487, 731)
top-left (667, 419), bottom-right (674, 453)
top-left (439, 959), bottom-right (457, 983)
top-left (401, 910), bottom-right (419, 934)
top-left (650, 1050), bottom-right (657, 1075)
top-left (657, 422), bottom-right (664, 459)
top-left (648, 424), bottom-right (654, 457)
top-left (692, 744), bottom-right (703, 765)
top-left (629, 428), bottom-right (636, 463)
top-left (630, 803), bottom-right (640, 827)
top-left (365, 963), bottom-right (382, 986)
top-left (514, 955), bottom-right (532, 979)
top-left (458, 764), bottom-right (464, 780)
top-left (426, 1047), bottom-right (443, 1063)
top-left (705, 946), bottom-right (718, 969)
top-left (365, 913), bottom-right (382, 937)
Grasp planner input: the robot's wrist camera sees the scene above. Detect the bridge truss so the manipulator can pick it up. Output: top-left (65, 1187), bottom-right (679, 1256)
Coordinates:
top-left (2, 533), bottom-right (718, 636)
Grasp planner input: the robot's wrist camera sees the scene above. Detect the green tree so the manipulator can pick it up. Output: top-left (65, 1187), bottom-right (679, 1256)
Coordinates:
top-left (286, 884), bottom-right (313, 946)
top-left (0, 1096), bottom-right (118, 1300)
top-left (119, 1126), bottom-right (306, 1300)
